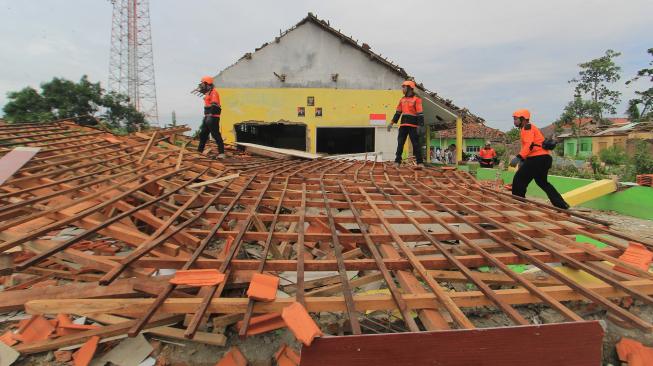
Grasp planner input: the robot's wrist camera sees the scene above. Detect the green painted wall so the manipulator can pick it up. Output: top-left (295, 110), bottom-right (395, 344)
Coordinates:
top-left (430, 137), bottom-right (486, 152)
top-left (563, 136), bottom-right (593, 158)
top-left (474, 168), bottom-right (653, 220)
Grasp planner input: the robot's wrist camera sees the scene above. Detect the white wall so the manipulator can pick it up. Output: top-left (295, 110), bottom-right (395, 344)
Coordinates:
top-left (214, 21), bottom-right (406, 90)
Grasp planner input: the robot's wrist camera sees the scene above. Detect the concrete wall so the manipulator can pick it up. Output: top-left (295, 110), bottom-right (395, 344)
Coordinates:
top-left (564, 136), bottom-right (593, 158)
top-left (214, 21), bottom-right (406, 90)
top-left (217, 88), bottom-right (407, 155)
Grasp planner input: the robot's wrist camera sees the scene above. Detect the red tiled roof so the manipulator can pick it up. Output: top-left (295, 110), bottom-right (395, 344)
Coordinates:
top-left (435, 123), bottom-right (505, 140)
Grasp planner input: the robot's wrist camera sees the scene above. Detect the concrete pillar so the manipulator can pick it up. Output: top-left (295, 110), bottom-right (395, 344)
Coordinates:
top-left (456, 117), bottom-right (463, 164)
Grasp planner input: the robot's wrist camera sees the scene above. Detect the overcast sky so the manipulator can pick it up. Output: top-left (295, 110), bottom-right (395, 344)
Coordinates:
top-left (0, 0), bottom-right (651, 131)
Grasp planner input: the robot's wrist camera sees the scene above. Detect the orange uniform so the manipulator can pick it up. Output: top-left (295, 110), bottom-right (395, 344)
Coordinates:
top-left (478, 147), bottom-right (496, 160)
top-left (393, 95), bottom-right (424, 127)
top-left (518, 122), bottom-right (548, 159)
top-left (203, 88), bottom-right (221, 117)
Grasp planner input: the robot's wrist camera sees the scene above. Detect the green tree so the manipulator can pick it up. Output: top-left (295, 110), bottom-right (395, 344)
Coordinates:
top-left (626, 48), bottom-right (653, 121)
top-left (569, 49), bottom-right (622, 120)
top-left (2, 87), bottom-right (53, 122)
top-left (505, 127), bottom-right (520, 144)
top-left (557, 97), bottom-right (601, 155)
top-left (633, 140), bottom-right (653, 175)
top-left (2, 76), bottom-right (147, 132)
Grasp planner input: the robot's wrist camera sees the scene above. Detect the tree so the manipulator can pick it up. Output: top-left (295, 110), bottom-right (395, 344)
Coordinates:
top-left (569, 49), bottom-right (622, 120)
top-left (2, 87), bottom-right (53, 122)
top-left (557, 97), bottom-right (601, 155)
top-left (505, 127), bottom-right (520, 144)
top-left (626, 48), bottom-right (653, 121)
top-left (2, 76), bottom-right (147, 132)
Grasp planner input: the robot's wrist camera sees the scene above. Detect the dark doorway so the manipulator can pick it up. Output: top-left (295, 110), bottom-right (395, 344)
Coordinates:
top-left (235, 123), bottom-right (306, 151)
top-left (317, 127), bottom-right (375, 154)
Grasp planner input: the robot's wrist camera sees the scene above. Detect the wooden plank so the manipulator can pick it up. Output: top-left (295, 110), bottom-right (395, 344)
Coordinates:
top-left (299, 322), bottom-right (604, 366)
top-left (0, 276), bottom-right (156, 312)
top-left (236, 142), bottom-right (320, 160)
top-left (189, 173), bottom-right (239, 188)
top-left (24, 279), bottom-right (653, 315)
top-left (90, 314), bottom-right (226, 346)
top-left (133, 247), bottom-right (622, 271)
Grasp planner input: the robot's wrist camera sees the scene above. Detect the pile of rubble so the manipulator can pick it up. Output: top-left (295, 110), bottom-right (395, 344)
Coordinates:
top-left (1, 120), bottom-right (652, 365)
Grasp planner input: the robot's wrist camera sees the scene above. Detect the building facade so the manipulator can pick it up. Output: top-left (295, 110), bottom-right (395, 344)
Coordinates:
top-left (211, 13), bottom-right (482, 157)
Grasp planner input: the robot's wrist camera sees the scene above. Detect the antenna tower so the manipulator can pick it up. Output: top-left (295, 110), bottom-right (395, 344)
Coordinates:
top-left (108, 0), bottom-right (159, 124)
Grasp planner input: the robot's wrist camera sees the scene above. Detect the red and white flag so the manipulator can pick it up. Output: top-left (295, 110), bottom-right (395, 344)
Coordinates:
top-left (369, 113), bottom-right (386, 126)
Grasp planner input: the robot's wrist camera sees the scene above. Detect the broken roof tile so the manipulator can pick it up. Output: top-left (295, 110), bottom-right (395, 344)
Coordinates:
top-left (169, 269), bottom-right (226, 287)
top-left (246, 273), bottom-right (280, 302)
top-left (281, 302), bottom-right (323, 346)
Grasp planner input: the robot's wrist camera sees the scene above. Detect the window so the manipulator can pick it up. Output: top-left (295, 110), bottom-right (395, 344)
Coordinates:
top-left (466, 146), bottom-right (480, 153)
top-left (580, 143), bottom-right (590, 152)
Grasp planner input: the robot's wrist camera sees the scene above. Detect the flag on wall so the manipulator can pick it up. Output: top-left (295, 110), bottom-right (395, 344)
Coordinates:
top-left (369, 113), bottom-right (386, 126)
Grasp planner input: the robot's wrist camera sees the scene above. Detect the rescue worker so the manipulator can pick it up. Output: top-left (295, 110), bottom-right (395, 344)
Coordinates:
top-left (387, 80), bottom-right (424, 167)
top-left (510, 109), bottom-right (569, 209)
top-left (197, 76), bottom-right (225, 158)
top-left (478, 141), bottom-right (497, 168)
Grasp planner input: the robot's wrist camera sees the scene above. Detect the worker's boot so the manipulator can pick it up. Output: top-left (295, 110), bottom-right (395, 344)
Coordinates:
top-left (217, 153), bottom-right (226, 159)
top-left (394, 161), bottom-right (401, 168)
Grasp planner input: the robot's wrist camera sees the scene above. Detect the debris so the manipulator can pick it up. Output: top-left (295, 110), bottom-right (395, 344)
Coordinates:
top-left (616, 337), bottom-right (653, 366)
top-left (247, 273), bottom-right (280, 302)
top-left (54, 350), bottom-right (73, 363)
top-left (0, 341), bottom-right (19, 366)
top-left (614, 242), bottom-right (653, 276)
top-left (215, 346), bottom-right (248, 366)
top-left (72, 335), bottom-right (100, 366)
top-left (274, 344), bottom-right (300, 366)
top-left (89, 334), bottom-right (152, 366)
top-left (169, 269), bottom-right (226, 287)
top-left (235, 313), bottom-right (285, 336)
top-left (281, 302), bottom-right (323, 346)
top-left (13, 315), bottom-right (55, 343)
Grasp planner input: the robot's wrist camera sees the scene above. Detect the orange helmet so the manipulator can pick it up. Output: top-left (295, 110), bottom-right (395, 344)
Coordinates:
top-left (401, 80), bottom-right (416, 89)
top-left (512, 109), bottom-right (531, 120)
top-left (201, 76), bottom-right (214, 84)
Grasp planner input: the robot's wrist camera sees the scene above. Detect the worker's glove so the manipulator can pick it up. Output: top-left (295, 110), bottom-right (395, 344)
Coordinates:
top-left (386, 123), bottom-right (394, 132)
top-left (509, 155), bottom-right (523, 168)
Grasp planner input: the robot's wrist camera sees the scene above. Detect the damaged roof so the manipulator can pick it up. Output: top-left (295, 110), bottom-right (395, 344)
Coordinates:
top-left (229, 12), bottom-right (485, 124)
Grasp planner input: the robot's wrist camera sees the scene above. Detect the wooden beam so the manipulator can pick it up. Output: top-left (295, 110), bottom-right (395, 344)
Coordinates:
top-left (132, 248), bottom-right (622, 271)
top-left (25, 279), bottom-right (653, 315)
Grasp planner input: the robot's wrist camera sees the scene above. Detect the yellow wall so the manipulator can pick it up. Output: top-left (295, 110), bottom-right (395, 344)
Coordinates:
top-left (218, 88), bottom-right (402, 153)
top-left (593, 131), bottom-right (653, 154)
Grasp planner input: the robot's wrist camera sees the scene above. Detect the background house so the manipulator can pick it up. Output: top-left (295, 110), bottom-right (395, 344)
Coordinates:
top-left (559, 121), bottom-right (653, 158)
top-left (430, 123), bottom-right (505, 155)
top-left (211, 13), bottom-right (485, 157)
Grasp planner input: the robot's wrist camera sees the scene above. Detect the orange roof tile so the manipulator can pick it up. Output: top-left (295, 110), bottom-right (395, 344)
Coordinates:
top-left (14, 315), bottom-right (55, 343)
top-left (275, 343), bottom-right (301, 366)
top-left (169, 269), bottom-right (226, 287)
top-left (616, 337), bottom-right (653, 366)
top-left (246, 273), bottom-right (280, 302)
top-left (281, 302), bottom-right (323, 346)
top-left (235, 313), bottom-right (285, 336)
top-left (215, 346), bottom-right (248, 366)
top-left (614, 243), bottom-right (653, 276)
top-left (0, 331), bottom-right (17, 346)
top-left (73, 335), bottom-right (100, 366)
